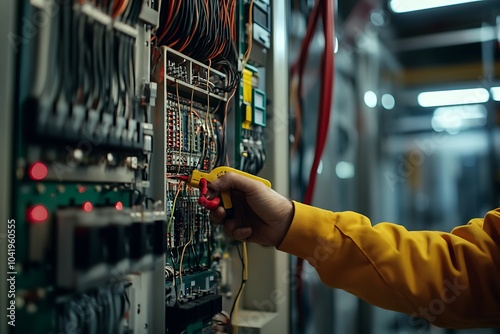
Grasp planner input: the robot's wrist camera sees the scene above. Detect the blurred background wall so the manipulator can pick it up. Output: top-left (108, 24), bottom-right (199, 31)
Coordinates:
top-left (288, 0), bottom-right (500, 333)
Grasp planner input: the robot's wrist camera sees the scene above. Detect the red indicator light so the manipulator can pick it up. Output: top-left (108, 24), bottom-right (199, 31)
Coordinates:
top-left (115, 201), bottom-right (123, 211)
top-left (82, 201), bottom-right (93, 212)
top-left (78, 186), bottom-right (86, 193)
top-left (27, 205), bottom-right (49, 223)
top-left (28, 162), bottom-right (48, 181)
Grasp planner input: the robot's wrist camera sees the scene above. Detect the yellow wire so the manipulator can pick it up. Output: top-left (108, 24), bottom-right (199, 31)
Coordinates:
top-left (233, 281), bottom-right (246, 334)
top-left (166, 183), bottom-right (183, 247)
top-left (175, 82), bottom-right (183, 174)
top-left (222, 88), bottom-right (237, 167)
top-left (224, 81), bottom-right (237, 118)
top-left (203, 59), bottom-right (212, 170)
top-left (178, 229), bottom-right (194, 301)
top-left (189, 87), bottom-right (195, 171)
top-left (242, 242), bottom-right (248, 281)
top-left (233, 242), bottom-right (249, 334)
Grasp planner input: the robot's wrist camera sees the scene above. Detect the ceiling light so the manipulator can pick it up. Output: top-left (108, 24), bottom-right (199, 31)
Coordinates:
top-left (364, 91), bottom-right (378, 108)
top-left (418, 88), bottom-right (489, 107)
top-left (432, 104), bottom-right (487, 134)
top-left (336, 161), bottom-right (355, 179)
top-left (390, 0), bottom-right (484, 14)
top-left (381, 94), bottom-right (396, 110)
top-left (491, 87), bottom-right (500, 101)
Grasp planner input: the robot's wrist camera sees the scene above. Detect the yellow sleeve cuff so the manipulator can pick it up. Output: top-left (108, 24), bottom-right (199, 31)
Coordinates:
top-left (277, 201), bottom-right (338, 261)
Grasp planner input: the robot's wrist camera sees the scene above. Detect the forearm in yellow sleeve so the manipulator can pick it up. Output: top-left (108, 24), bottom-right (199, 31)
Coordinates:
top-left (277, 201), bottom-right (500, 329)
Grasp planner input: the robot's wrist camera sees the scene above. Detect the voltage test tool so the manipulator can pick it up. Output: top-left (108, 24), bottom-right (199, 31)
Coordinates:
top-left (175, 166), bottom-right (272, 215)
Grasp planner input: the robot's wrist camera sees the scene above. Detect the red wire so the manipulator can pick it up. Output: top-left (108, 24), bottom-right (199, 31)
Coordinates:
top-left (292, 1), bottom-right (322, 328)
top-left (291, 0), bottom-right (321, 77)
top-left (294, 0), bottom-right (335, 330)
top-left (305, 0), bottom-right (334, 205)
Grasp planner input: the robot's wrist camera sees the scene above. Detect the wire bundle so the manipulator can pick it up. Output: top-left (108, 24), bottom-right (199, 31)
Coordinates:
top-left (56, 283), bottom-right (130, 333)
top-left (79, 0), bottom-right (142, 118)
top-left (155, 0), bottom-right (240, 92)
top-left (156, 0), bottom-right (236, 62)
top-left (31, 0), bottom-right (145, 140)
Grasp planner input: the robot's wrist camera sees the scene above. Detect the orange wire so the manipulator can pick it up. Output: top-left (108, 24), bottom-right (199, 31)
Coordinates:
top-left (179, 0), bottom-right (200, 52)
top-left (159, 0), bottom-right (181, 42)
top-left (230, 0), bottom-right (236, 41)
top-left (112, 0), bottom-right (128, 18)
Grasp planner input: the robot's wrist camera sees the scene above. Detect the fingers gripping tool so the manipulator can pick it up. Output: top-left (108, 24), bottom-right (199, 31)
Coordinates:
top-left (177, 166), bottom-right (272, 217)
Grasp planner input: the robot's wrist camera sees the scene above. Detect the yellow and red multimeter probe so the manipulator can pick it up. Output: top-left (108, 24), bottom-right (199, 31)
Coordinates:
top-left (176, 166), bottom-right (271, 216)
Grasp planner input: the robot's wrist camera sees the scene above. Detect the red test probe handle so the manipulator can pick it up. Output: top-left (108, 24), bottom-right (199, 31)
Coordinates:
top-left (197, 178), bottom-right (220, 210)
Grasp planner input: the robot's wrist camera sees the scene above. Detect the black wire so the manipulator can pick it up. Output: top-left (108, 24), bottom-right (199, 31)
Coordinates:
top-left (122, 186), bottom-right (142, 205)
top-left (236, 242), bottom-right (243, 264)
top-left (114, 31), bottom-right (124, 116)
top-left (59, 1), bottom-right (72, 104)
top-left (230, 242), bottom-right (247, 320)
top-left (215, 119), bottom-right (226, 167)
top-left (70, 2), bottom-right (81, 105)
top-left (230, 280), bottom-right (245, 318)
top-left (131, 0), bottom-right (143, 25)
top-left (77, 11), bottom-right (89, 105)
top-left (128, 35), bottom-right (137, 103)
top-left (146, 197), bottom-right (155, 208)
top-left (122, 0), bottom-right (134, 25)
top-left (92, 23), bottom-right (103, 112)
top-left (104, 23), bottom-right (114, 115)
top-left (107, 0), bottom-right (115, 16)
top-left (51, 1), bottom-right (65, 109)
top-left (124, 282), bottom-right (132, 309)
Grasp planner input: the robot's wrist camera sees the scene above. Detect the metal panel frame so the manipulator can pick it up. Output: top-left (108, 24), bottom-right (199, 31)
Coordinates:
top-left (0, 1), bottom-right (16, 333)
top-left (236, 0), bottom-right (290, 332)
top-left (135, 4), bottom-right (166, 331)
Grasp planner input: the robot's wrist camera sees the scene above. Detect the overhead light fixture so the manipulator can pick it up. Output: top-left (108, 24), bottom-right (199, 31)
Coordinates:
top-left (432, 104), bottom-right (487, 134)
top-left (390, 0), bottom-right (484, 13)
top-left (417, 88), bottom-right (489, 107)
top-left (381, 94), bottom-right (396, 110)
top-left (364, 91), bottom-right (378, 108)
top-left (336, 161), bottom-right (355, 179)
top-left (491, 87), bottom-right (500, 101)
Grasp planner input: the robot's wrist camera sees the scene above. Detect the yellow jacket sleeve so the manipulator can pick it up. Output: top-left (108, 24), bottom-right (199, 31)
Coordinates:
top-left (277, 201), bottom-right (500, 329)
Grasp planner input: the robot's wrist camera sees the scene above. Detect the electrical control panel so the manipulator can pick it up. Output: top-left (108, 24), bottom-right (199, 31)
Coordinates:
top-left (153, 45), bottom-right (229, 334)
top-left (251, 0), bottom-right (271, 49)
top-left (6, 0), bottom-right (274, 333)
top-left (233, 0), bottom-right (271, 174)
top-left (11, 0), bottom-right (162, 332)
top-left (237, 65), bottom-right (267, 174)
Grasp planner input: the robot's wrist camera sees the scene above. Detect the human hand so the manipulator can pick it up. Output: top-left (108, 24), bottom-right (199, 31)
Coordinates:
top-left (207, 173), bottom-right (294, 247)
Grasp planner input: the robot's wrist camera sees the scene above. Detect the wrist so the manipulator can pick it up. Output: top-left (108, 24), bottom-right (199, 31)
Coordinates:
top-left (275, 199), bottom-right (295, 247)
